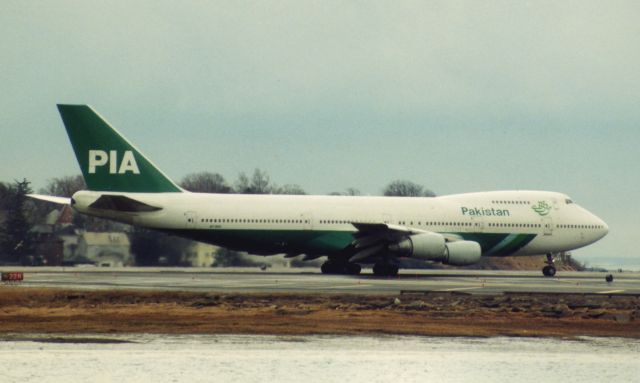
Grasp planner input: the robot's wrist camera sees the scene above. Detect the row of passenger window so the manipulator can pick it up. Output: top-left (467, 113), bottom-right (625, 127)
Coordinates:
top-left (557, 224), bottom-right (604, 229)
top-left (320, 220), bottom-right (542, 230)
top-left (400, 221), bottom-right (475, 227)
top-left (201, 218), bottom-right (309, 224)
top-left (319, 220), bottom-right (478, 227)
top-left (488, 222), bottom-right (541, 228)
top-left (492, 200), bottom-right (530, 205)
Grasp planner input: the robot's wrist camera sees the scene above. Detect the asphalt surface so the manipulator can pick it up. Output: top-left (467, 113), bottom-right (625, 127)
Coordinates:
top-left (2, 267), bottom-right (639, 295)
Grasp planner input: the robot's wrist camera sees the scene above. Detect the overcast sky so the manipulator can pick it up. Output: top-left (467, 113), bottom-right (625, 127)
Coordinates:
top-left (1, 1), bottom-right (639, 268)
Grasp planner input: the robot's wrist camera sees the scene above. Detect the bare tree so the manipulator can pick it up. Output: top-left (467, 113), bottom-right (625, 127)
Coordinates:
top-left (273, 184), bottom-right (306, 195)
top-left (329, 188), bottom-right (361, 196)
top-left (40, 175), bottom-right (86, 197)
top-left (180, 172), bottom-right (232, 193)
top-left (236, 169), bottom-right (273, 194)
top-left (250, 169), bottom-right (271, 194)
top-left (383, 180), bottom-right (436, 197)
top-left (345, 187), bottom-right (361, 196)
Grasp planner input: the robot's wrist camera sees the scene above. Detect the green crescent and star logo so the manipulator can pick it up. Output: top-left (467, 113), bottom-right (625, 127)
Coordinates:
top-left (531, 201), bottom-right (552, 216)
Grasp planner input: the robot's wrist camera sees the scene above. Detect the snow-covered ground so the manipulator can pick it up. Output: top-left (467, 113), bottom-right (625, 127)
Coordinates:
top-left (1, 334), bottom-right (638, 383)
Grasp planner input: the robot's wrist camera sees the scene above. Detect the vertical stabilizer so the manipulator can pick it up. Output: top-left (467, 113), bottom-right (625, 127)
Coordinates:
top-left (57, 104), bottom-right (182, 193)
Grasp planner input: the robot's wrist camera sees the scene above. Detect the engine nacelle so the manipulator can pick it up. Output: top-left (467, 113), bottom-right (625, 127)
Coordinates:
top-left (442, 240), bottom-right (482, 266)
top-left (389, 234), bottom-right (481, 266)
top-left (388, 233), bottom-right (446, 260)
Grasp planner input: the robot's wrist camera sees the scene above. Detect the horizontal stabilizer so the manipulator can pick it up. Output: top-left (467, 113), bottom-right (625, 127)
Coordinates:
top-left (27, 194), bottom-right (71, 205)
top-left (89, 195), bottom-right (162, 212)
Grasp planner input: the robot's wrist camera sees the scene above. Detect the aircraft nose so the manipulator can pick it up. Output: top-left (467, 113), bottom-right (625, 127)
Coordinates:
top-left (594, 215), bottom-right (609, 239)
top-left (601, 220), bottom-right (609, 237)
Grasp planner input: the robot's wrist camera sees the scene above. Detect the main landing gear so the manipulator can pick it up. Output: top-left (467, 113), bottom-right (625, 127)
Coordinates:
top-left (372, 262), bottom-right (399, 277)
top-left (321, 260), bottom-right (361, 275)
top-left (542, 253), bottom-right (556, 277)
top-left (320, 258), bottom-right (399, 277)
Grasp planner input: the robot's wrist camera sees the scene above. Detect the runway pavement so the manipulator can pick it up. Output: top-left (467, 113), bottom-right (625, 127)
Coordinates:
top-left (2, 267), bottom-right (639, 295)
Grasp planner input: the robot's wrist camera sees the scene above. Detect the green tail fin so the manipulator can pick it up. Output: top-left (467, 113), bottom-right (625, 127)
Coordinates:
top-left (57, 104), bottom-right (182, 193)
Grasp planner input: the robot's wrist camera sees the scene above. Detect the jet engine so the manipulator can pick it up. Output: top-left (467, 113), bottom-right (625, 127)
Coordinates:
top-left (443, 240), bottom-right (482, 265)
top-left (388, 233), bottom-right (481, 266)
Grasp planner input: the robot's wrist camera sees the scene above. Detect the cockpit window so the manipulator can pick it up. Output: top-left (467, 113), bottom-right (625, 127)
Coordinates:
top-left (565, 199), bottom-right (573, 204)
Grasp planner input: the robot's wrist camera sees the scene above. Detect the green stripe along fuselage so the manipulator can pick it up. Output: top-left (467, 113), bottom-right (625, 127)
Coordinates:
top-left (164, 227), bottom-right (537, 258)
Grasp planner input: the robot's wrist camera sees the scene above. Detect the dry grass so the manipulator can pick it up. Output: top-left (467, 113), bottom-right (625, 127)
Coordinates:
top-left (0, 288), bottom-right (638, 338)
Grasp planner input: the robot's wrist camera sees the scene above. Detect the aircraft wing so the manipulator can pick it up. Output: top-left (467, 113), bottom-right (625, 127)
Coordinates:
top-left (348, 222), bottom-right (416, 262)
top-left (349, 222), bottom-right (461, 262)
top-left (26, 194), bottom-right (71, 205)
top-left (352, 222), bottom-right (427, 236)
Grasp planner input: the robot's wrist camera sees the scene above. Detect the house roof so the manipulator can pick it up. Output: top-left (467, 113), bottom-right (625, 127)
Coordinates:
top-left (57, 205), bottom-right (73, 225)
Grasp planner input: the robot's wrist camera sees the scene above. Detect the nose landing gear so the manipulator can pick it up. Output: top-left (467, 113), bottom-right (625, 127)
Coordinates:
top-left (542, 253), bottom-right (557, 277)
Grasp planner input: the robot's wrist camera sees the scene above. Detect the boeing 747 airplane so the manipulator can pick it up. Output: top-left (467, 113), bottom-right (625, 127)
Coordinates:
top-left (29, 105), bottom-right (609, 276)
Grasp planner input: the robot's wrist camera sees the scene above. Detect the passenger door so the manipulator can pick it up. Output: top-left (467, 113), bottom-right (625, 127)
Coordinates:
top-left (542, 216), bottom-right (553, 236)
top-left (471, 215), bottom-right (485, 233)
top-left (185, 211), bottom-right (197, 229)
top-left (302, 212), bottom-right (313, 230)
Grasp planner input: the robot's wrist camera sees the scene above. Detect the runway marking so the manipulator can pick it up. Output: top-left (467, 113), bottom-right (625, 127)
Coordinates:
top-left (214, 282), bottom-right (300, 288)
top-left (323, 284), bottom-right (372, 289)
top-left (597, 289), bottom-right (625, 294)
top-left (367, 279), bottom-right (461, 285)
top-left (210, 279), bottom-right (296, 287)
top-left (440, 286), bottom-right (485, 292)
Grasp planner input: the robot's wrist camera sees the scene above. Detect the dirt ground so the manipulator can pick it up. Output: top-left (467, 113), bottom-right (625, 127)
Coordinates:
top-left (0, 288), bottom-right (638, 338)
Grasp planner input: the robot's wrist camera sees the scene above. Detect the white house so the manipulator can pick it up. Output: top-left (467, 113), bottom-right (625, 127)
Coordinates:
top-left (181, 242), bottom-right (217, 267)
top-left (77, 232), bottom-right (132, 267)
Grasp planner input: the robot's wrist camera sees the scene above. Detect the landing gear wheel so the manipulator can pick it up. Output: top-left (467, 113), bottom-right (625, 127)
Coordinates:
top-left (373, 263), bottom-right (399, 277)
top-left (346, 263), bottom-right (362, 275)
top-left (321, 261), bottom-right (339, 274)
top-left (542, 265), bottom-right (556, 277)
top-left (542, 253), bottom-right (557, 277)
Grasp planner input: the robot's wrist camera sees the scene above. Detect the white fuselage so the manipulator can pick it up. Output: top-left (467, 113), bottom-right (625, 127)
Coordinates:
top-left (71, 189), bottom-right (608, 258)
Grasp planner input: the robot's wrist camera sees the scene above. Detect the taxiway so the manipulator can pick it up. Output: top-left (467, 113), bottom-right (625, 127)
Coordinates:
top-left (2, 267), bottom-right (639, 295)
